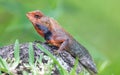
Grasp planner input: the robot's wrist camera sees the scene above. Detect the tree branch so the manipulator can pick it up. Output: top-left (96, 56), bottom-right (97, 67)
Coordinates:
top-left (0, 42), bottom-right (83, 75)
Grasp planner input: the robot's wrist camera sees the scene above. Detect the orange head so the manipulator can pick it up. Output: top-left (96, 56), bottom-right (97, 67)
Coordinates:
top-left (26, 10), bottom-right (52, 40)
top-left (26, 10), bottom-right (43, 24)
top-left (26, 10), bottom-right (50, 27)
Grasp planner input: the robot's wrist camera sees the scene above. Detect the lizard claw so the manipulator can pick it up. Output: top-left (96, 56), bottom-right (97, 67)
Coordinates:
top-left (54, 50), bottom-right (62, 55)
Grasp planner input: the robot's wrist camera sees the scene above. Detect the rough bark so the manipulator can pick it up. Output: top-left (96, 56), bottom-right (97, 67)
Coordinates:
top-left (0, 41), bottom-right (83, 75)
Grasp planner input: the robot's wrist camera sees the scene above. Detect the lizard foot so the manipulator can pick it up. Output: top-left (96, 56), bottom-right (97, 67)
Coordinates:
top-left (53, 50), bottom-right (62, 55)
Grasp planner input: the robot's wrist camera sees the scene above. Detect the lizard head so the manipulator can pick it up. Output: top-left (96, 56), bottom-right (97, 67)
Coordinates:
top-left (26, 10), bottom-right (52, 38)
top-left (26, 10), bottom-right (50, 27)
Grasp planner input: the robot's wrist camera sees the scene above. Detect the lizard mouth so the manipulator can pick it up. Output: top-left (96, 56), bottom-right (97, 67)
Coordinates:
top-left (26, 12), bottom-right (34, 20)
top-left (26, 13), bottom-right (32, 22)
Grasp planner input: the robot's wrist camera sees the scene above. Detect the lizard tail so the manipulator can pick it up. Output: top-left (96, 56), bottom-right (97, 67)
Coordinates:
top-left (79, 56), bottom-right (97, 75)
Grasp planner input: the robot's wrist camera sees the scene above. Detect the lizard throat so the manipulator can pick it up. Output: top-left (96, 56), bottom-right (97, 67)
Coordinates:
top-left (35, 23), bottom-right (52, 40)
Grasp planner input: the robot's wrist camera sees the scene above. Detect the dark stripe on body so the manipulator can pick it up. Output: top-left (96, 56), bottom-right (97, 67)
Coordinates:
top-left (36, 23), bottom-right (52, 40)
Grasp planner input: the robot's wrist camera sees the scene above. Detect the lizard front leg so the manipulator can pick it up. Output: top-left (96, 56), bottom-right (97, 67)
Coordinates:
top-left (54, 39), bottom-right (69, 54)
top-left (58, 39), bottom-right (69, 51)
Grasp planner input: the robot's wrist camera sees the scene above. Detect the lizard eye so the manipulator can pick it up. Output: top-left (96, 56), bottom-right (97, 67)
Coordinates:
top-left (34, 15), bottom-right (40, 19)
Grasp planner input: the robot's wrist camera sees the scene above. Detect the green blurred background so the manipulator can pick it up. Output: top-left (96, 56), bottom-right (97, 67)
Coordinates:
top-left (0, 0), bottom-right (120, 75)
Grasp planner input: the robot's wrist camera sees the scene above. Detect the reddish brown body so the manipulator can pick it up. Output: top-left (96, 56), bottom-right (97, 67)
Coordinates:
top-left (26, 10), bottom-right (97, 75)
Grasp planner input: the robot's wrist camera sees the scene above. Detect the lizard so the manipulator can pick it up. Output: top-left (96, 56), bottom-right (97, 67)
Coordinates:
top-left (26, 10), bottom-right (97, 75)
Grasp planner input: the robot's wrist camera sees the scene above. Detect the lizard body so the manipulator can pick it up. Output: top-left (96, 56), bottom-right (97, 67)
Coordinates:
top-left (26, 10), bottom-right (97, 74)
